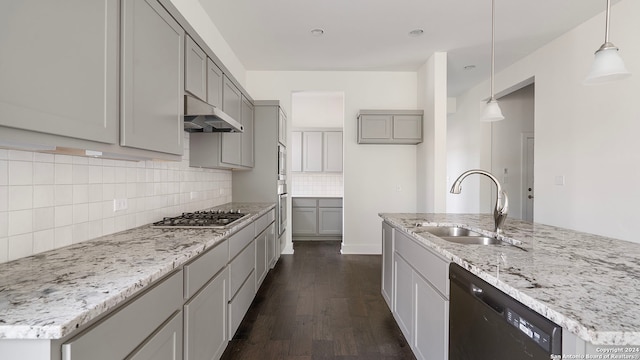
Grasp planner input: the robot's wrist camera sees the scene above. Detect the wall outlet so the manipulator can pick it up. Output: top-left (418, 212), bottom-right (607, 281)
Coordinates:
top-left (113, 198), bottom-right (128, 212)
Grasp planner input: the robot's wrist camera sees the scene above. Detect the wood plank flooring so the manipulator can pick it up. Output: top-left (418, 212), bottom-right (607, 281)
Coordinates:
top-left (220, 241), bottom-right (416, 360)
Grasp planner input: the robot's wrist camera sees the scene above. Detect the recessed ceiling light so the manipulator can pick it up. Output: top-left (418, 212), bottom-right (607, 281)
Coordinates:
top-left (464, 65), bottom-right (476, 70)
top-left (310, 28), bottom-right (325, 37)
top-left (408, 29), bottom-right (424, 37)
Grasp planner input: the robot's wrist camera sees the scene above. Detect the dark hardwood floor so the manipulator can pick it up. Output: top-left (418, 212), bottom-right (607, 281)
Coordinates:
top-left (220, 241), bottom-right (416, 360)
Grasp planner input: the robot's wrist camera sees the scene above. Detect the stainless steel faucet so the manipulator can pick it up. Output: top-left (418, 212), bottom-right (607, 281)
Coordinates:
top-left (450, 169), bottom-right (509, 235)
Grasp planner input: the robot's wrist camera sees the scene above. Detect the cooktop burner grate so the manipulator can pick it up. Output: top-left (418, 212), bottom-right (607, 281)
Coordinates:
top-left (152, 210), bottom-right (248, 229)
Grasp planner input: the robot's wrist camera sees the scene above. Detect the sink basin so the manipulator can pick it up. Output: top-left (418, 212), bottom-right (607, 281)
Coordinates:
top-left (421, 226), bottom-right (501, 245)
top-left (439, 236), bottom-right (502, 245)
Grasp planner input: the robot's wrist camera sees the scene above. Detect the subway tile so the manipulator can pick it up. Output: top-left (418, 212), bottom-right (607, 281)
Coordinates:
top-left (102, 183), bottom-right (115, 201)
top-left (8, 150), bottom-right (33, 162)
top-left (0, 149), bottom-right (7, 160)
top-left (73, 203), bottom-right (89, 224)
top-left (33, 229), bottom-right (54, 254)
top-left (88, 166), bottom-right (102, 184)
top-left (7, 233), bottom-right (33, 261)
top-left (72, 222), bottom-right (89, 244)
top-left (55, 163), bottom-right (73, 184)
top-left (88, 157), bottom-right (103, 166)
top-left (33, 162), bottom-right (54, 185)
top-left (8, 185), bottom-right (33, 211)
top-left (72, 156), bottom-right (88, 165)
top-left (8, 161), bottom-right (33, 185)
top-left (88, 184), bottom-right (103, 203)
top-left (73, 184), bottom-right (89, 204)
top-left (34, 185), bottom-right (55, 208)
top-left (54, 225), bottom-right (73, 248)
top-left (72, 164), bottom-right (89, 184)
top-left (33, 207), bottom-right (54, 231)
top-left (0, 211), bottom-right (7, 237)
top-left (54, 154), bottom-right (73, 164)
top-left (102, 217), bottom-right (115, 236)
top-left (0, 160), bottom-right (7, 185)
top-left (55, 185), bottom-right (73, 206)
top-left (0, 237), bottom-right (7, 263)
top-left (88, 202), bottom-right (103, 221)
top-left (102, 166), bottom-right (115, 184)
top-left (0, 186), bottom-right (7, 212)
top-left (54, 205), bottom-right (73, 227)
top-left (8, 209), bottom-right (33, 236)
top-left (88, 220), bottom-right (102, 240)
top-left (33, 152), bottom-right (54, 163)
top-left (115, 167), bottom-right (126, 183)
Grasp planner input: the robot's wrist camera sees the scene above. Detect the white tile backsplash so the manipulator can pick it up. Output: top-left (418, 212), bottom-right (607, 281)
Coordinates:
top-left (291, 173), bottom-right (344, 197)
top-left (0, 133), bottom-right (232, 264)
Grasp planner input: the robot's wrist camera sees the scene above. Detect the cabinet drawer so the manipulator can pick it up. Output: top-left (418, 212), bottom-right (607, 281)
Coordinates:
top-left (62, 271), bottom-right (183, 360)
top-left (228, 241), bottom-right (255, 298)
top-left (318, 198), bottom-right (342, 208)
top-left (395, 230), bottom-right (450, 298)
top-left (254, 210), bottom-right (274, 237)
top-left (183, 239), bottom-right (228, 299)
top-left (229, 223), bottom-right (255, 260)
top-left (228, 271), bottom-right (256, 337)
top-left (292, 198), bottom-right (316, 207)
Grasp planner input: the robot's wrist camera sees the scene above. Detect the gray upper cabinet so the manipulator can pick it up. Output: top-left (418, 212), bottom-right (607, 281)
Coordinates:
top-left (291, 131), bottom-right (303, 172)
top-left (302, 131), bottom-right (323, 172)
top-left (0, 0), bottom-right (118, 144)
top-left (222, 76), bottom-right (242, 120)
top-left (207, 59), bottom-right (223, 108)
top-left (323, 131), bottom-right (343, 172)
top-left (121, 0), bottom-right (184, 155)
top-left (221, 76), bottom-right (242, 166)
top-left (358, 110), bottom-right (424, 144)
top-left (292, 130), bottom-right (343, 173)
top-left (185, 35), bottom-right (207, 101)
top-left (278, 109), bottom-right (287, 146)
top-left (241, 96), bottom-right (254, 168)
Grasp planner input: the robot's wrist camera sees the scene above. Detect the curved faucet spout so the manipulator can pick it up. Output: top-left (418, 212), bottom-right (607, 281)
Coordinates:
top-left (450, 169), bottom-right (509, 234)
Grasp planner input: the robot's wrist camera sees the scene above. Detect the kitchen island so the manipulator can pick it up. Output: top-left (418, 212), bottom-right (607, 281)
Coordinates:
top-left (0, 202), bottom-right (275, 359)
top-left (380, 213), bottom-right (640, 357)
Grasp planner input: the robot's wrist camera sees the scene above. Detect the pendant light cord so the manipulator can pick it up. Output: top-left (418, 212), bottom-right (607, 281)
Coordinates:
top-left (490, 0), bottom-right (496, 101)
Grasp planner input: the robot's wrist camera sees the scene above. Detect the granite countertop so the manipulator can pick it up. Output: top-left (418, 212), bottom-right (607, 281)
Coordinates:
top-left (0, 202), bottom-right (275, 340)
top-left (379, 213), bottom-right (640, 346)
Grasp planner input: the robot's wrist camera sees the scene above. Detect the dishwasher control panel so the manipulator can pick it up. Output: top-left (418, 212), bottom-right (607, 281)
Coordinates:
top-left (506, 308), bottom-right (552, 352)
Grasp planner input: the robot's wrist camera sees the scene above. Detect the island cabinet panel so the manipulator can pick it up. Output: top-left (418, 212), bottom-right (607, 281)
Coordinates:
top-left (62, 271), bottom-right (183, 360)
top-left (0, 0), bottom-right (119, 144)
top-left (184, 268), bottom-right (228, 360)
top-left (381, 222), bottom-right (394, 308)
top-left (121, 0), bottom-right (184, 155)
top-left (127, 310), bottom-right (183, 360)
top-left (386, 223), bottom-right (450, 360)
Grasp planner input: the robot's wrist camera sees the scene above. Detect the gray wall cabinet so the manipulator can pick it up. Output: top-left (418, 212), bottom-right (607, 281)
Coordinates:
top-left (0, 0), bottom-right (119, 144)
top-left (185, 35), bottom-right (207, 101)
top-left (121, 0), bottom-right (184, 155)
top-left (207, 59), bottom-right (223, 108)
top-left (292, 197), bottom-right (342, 239)
top-left (241, 96), bottom-right (255, 168)
top-left (278, 108), bottom-right (287, 146)
top-left (358, 110), bottom-right (424, 144)
top-left (291, 130), bottom-right (343, 173)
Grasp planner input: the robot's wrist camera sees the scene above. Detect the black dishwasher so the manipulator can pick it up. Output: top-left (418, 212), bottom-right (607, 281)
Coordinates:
top-left (449, 263), bottom-right (562, 360)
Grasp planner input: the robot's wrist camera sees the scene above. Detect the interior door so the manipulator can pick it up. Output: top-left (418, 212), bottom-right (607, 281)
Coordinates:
top-left (522, 133), bottom-right (535, 222)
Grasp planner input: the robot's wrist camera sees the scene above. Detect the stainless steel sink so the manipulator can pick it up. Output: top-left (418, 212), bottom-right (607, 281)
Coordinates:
top-left (421, 226), bottom-right (501, 245)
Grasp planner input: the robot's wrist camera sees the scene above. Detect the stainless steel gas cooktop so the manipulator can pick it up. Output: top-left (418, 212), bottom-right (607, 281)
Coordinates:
top-left (152, 210), bottom-right (248, 229)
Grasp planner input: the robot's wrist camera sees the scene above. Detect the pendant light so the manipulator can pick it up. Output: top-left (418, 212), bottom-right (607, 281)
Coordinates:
top-left (480, 0), bottom-right (504, 122)
top-left (584, 0), bottom-right (631, 85)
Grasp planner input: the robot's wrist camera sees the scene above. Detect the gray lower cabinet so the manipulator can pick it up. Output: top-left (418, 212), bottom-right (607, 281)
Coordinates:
top-left (183, 268), bottom-right (228, 360)
top-left (121, 0), bottom-right (184, 155)
top-left (358, 110), bottom-right (424, 144)
top-left (127, 311), bottom-right (183, 360)
top-left (292, 198), bottom-right (342, 239)
top-left (62, 271), bottom-right (183, 360)
top-left (0, 0), bottom-right (118, 144)
top-left (385, 223), bottom-right (450, 360)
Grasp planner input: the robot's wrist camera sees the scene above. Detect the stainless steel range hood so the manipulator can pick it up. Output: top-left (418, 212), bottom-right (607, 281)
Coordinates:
top-left (183, 95), bottom-right (244, 133)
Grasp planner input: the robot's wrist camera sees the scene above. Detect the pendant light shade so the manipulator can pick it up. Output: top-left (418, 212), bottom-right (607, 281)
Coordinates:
top-left (480, 99), bottom-right (505, 122)
top-left (481, 0), bottom-right (505, 122)
top-left (584, 0), bottom-right (631, 85)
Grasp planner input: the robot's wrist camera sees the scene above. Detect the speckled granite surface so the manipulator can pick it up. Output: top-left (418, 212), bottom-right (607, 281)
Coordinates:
top-left (0, 202), bottom-right (274, 340)
top-left (379, 213), bottom-right (640, 346)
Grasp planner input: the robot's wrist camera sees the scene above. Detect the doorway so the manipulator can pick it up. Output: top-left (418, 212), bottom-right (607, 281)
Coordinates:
top-left (489, 83), bottom-right (535, 221)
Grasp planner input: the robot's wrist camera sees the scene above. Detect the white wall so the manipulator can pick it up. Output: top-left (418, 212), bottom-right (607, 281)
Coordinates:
top-left (169, 0), bottom-right (247, 87)
top-left (292, 92), bottom-right (345, 128)
top-left (491, 84), bottom-right (535, 220)
top-left (246, 71), bottom-right (418, 254)
top-left (451, 0), bottom-right (640, 242)
top-left (0, 133), bottom-right (232, 264)
top-left (417, 52), bottom-right (448, 212)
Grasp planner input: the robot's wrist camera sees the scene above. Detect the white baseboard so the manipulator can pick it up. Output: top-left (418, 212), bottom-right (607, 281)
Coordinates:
top-left (340, 243), bottom-right (381, 255)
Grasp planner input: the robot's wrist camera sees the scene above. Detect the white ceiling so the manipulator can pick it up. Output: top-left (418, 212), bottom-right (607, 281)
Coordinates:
top-left (198, 0), bottom-right (620, 96)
